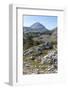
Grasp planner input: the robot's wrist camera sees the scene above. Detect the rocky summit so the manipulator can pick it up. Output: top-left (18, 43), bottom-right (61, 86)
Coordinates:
top-left (31, 22), bottom-right (46, 30)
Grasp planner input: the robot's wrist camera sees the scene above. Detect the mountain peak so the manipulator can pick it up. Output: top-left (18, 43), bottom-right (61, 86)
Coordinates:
top-left (31, 22), bottom-right (45, 30)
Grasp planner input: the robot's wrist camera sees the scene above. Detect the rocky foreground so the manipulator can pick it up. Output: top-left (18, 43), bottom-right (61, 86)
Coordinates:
top-left (23, 43), bottom-right (57, 74)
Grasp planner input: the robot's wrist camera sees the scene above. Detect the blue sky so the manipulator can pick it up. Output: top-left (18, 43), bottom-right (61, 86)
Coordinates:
top-left (23, 15), bottom-right (57, 30)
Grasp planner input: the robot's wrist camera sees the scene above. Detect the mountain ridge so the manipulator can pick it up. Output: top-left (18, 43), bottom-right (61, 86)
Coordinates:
top-left (23, 22), bottom-right (57, 33)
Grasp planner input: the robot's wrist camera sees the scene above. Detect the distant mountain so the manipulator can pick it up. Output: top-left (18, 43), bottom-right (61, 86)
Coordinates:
top-left (23, 27), bottom-right (32, 33)
top-left (31, 22), bottom-right (46, 30)
top-left (23, 22), bottom-right (48, 33)
top-left (51, 27), bottom-right (57, 36)
top-left (49, 27), bottom-right (57, 42)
